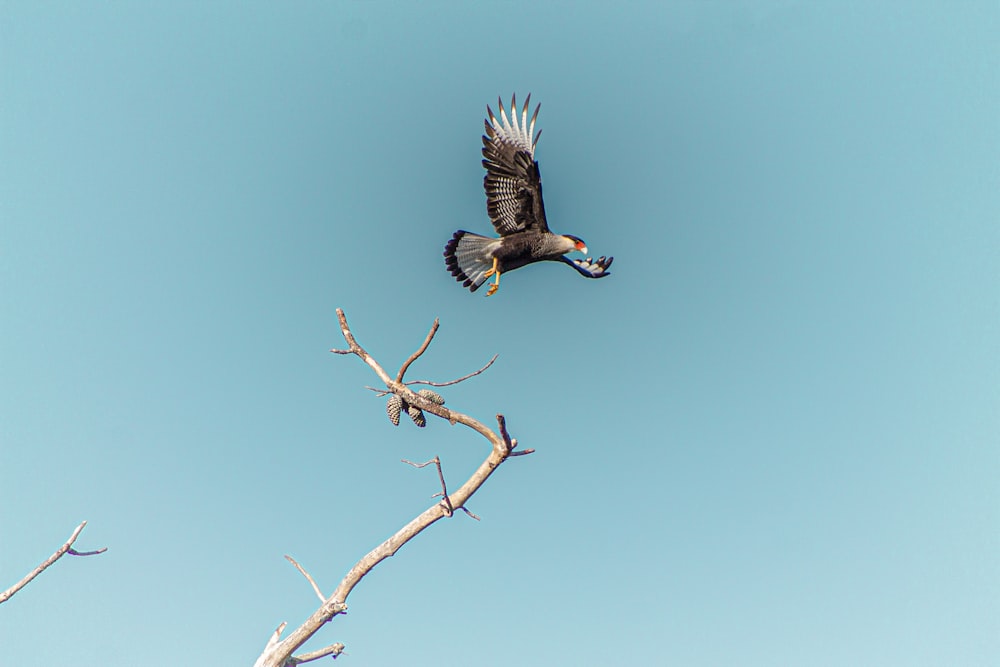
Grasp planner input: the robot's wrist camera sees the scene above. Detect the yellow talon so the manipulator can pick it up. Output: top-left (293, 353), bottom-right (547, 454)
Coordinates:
top-left (484, 257), bottom-right (501, 296)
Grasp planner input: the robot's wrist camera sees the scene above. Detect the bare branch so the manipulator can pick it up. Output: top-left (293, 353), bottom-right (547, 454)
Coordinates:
top-left (334, 310), bottom-right (363, 354)
top-left (285, 555), bottom-right (326, 603)
top-left (396, 318), bottom-right (440, 382)
top-left (433, 460), bottom-right (453, 517)
top-left (508, 448), bottom-right (536, 457)
top-left (497, 414), bottom-right (514, 451)
top-left (253, 623), bottom-right (289, 667)
top-left (367, 351), bottom-right (496, 398)
top-left (1, 521), bottom-right (107, 605)
top-left (331, 309), bottom-right (503, 441)
top-left (290, 642), bottom-right (346, 664)
top-left (67, 547), bottom-right (108, 556)
top-left (400, 458), bottom-right (435, 469)
top-left (257, 309), bottom-right (527, 666)
top-left (404, 353), bottom-right (499, 388)
top-left (403, 456), bottom-right (454, 516)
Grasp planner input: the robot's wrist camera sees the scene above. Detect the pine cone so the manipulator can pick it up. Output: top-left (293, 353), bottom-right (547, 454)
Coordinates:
top-left (386, 394), bottom-right (403, 426)
top-left (407, 404), bottom-right (426, 428)
top-left (416, 389), bottom-right (445, 405)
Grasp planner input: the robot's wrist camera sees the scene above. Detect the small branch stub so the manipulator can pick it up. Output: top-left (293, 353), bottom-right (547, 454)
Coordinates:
top-left (290, 642), bottom-right (346, 664)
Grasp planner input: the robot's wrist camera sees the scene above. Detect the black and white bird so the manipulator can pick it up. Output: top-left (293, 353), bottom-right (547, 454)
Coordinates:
top-left (444, 94), bottom-right (613, 296)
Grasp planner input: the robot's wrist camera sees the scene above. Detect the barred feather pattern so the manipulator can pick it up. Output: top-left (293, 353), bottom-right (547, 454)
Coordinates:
top-left (482, 94), bottom-right (547, 236)
top-left (443, 230), bottom-right (501, 292)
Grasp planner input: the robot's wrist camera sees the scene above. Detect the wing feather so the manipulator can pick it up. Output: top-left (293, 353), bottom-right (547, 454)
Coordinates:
top-left (481, 93), bottom-right (548, 236)
top-left (562, 255), bottom-right (614, 279)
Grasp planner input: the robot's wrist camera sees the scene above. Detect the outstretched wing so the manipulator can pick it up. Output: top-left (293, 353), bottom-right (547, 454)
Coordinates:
top-left (482, 94), bottom-right (548, 236)
top-left (562, 255), bottom-right (614, 279)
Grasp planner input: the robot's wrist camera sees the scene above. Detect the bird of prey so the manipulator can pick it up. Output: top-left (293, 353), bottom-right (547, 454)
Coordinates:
top-left (444, 94), bottom-right (613, 296)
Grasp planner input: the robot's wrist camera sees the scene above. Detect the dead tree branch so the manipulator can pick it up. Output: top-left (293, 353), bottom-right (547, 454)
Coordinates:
top-left (366, 349), bottom-right (497, 397)
top-left (402, 456), bottom-right (454, 516)
top-left (395, 317), bottom-right (439, 382)
top-left (254, 308), bottom-right (528, 666)
top-left (404, 353), bottom-right (499, 388)
top-left (285, 555), bottom-right (326, 603)
top-left (0, 521), bottom-right (107, 605)
top-left (289, 643), bottom-right (346, 664)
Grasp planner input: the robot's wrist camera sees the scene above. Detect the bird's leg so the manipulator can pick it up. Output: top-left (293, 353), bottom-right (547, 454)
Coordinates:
top-left (482, 256), bottom-right (498, 279)
top-left (484, 257), bottom-right (501, 296)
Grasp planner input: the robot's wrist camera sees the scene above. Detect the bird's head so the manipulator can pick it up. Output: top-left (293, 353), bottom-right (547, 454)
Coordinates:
top-left (561, 234), bottom-right (588, 255)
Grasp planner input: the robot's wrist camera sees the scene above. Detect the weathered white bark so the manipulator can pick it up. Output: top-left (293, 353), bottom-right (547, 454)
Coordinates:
top-left (0, 521), bottom-right (107, 605)
top-left (253, 309), bottom-right (528, 666)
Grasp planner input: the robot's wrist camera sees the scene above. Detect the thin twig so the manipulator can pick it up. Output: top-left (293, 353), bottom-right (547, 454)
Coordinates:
top-left (365, 354), bottom-right (498, 397)
top-left (396, 318), bottom-right (440, 382)
top-left (401, 458), bottom-right (436, 469)
top-left (508, 449), bottom-right (536, 457)
top-left (458, 507), bottom-right (481, 521)
top-left (285, 555), bottom-right (326, 603)
top-left (402, 457), bottom-right (453, 516)
top-left (404, 353), bottom-right (499, 388)
top-left (68, 547), bottom-right (108, 556)
top-left (0, 521), bottom-right (107, 605)
top-left (434, 458), bottom-right (453, 517)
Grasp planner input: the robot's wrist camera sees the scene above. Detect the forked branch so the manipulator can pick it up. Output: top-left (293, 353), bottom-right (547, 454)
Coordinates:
top-left (395, 318), bottom-right (439, 382)
top-left (0, 521), bottom-right (107, 605)
top-left (403, 455), bottom-right (472, 518)
top-left (254, 309), bottom-right (529, 666)
top-left (405, 353), bottom-right (498, 388)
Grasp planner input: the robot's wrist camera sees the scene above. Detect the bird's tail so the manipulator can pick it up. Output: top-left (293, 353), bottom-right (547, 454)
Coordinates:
top-left (444, 231), bottom-right (501, 292)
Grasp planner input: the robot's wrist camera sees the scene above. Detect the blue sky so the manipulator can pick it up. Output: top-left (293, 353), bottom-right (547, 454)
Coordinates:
top-left (1, 2), bottom-right (997, 665)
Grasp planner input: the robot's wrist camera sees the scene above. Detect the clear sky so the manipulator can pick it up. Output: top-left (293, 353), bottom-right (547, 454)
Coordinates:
top-left (1, 2), bottom-right (997, 665)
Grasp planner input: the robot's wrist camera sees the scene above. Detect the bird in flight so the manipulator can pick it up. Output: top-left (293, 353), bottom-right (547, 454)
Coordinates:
top-left (444, 94), bottom-right (613, 296)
